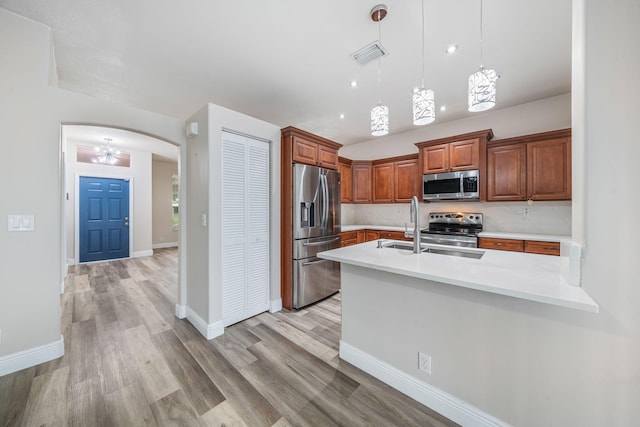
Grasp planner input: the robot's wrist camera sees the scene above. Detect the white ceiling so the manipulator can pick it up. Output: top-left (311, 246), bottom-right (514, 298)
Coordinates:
top-left (1, 0), bottom-right (572, 145)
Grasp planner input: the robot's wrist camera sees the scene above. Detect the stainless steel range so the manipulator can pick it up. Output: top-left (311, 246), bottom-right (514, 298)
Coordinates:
top-left (421, 212), bottom-right (483, 248)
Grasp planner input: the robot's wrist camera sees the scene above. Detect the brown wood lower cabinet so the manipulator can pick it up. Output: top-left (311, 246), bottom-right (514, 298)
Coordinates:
top-left (478, 237), bottom-right (524, 252)
top-left (341, 229), bottom-right (412, 246)
top-left (478, 237), bottom-right (560, 256)
top-left (524, 240), bottom-right (561, 256)
top-left (341, 231), bottom-right (358, 247)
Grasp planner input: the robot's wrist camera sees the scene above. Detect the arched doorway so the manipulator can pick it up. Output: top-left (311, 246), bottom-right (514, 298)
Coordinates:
top-left (60, 124), bottom-right (185, 317)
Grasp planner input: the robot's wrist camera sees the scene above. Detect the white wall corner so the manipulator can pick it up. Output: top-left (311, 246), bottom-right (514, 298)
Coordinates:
top-left (185, 306), bottom-right (224, 340)
top-left (269, 298), bottom-right (282, 313)
top-left (560, 240), bottom-right (582, 286)
top-left (133, 250), bottom-right (154, 258)
top-left (175, 304), bottom-right (187, 319)
top-left (0, 335), bottom-right (65, 377)
top-left (339, 340), bottom-right (509, 427)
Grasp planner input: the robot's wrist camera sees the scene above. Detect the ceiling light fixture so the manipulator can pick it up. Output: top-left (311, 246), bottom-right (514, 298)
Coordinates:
top-left (445, 44), bottom-right (458, 54)
top-left (370, 4), bottom-right (389, 137)
top-left (440, 105), bottom-right (447, 112)
top-left (93, 138), bottom-right (121, 165)
top-left (468, 0), bottom-right (498, 112)
top-left (413, 0), bottom-right (435, 126)
top-left (350, 80), bottom-right (358, 88)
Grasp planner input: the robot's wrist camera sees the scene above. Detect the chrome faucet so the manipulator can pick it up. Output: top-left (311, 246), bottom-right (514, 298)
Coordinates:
top-left (410, 195), bottom-right (421, 253)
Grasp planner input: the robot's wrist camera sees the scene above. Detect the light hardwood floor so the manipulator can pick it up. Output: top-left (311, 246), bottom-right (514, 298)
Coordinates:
top-left (0, 248), bottom-right (457, 427)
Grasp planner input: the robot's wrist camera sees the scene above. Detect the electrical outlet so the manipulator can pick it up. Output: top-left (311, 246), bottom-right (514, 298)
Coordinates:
top-left (521, 207), bottom-right (530, 217)
top-left (418, 352), bottom-right (431, 374)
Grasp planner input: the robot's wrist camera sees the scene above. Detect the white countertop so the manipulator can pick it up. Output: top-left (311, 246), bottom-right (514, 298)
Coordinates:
top-left (341, 225), bottom-right (569, 243)
top-left (318, 240), bottom-right (598, 313)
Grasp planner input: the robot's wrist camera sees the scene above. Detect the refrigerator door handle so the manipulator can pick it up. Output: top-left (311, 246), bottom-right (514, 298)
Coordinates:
top-left (321, 174), bottom-right (329, 229)
top-left (302, 237), bottom-right (340, 246)
top-left (301, 258), bottom-right (333, 267)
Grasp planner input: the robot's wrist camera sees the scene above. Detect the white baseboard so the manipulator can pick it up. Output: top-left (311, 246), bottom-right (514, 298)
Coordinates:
top-left (184, 306), bottom-right (223, 340)
top-left (0, 335), bottom-right (65, 377)
top-left (269, 298), bottom-right (282, 313)
top-left (339, 341), bottom-right (508, 427)
top-left (175, 304), bottom-right (187, 319)
top-left (152, 242), bottom-right (178, 249)
top-left (133, 250), bottom-right (154, 258)
top-left (67, 258), bottom-right (76, 266)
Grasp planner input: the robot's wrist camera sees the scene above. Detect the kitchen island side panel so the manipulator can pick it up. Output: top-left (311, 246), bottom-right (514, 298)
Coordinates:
top-left (340, 264), bottom-right (605, 426)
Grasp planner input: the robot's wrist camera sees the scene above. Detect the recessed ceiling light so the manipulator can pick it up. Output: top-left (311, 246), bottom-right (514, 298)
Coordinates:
top-left (440, 105), bottom-right (447, 112)
top-left (340, 114), bottom-right (345, 119)
top-left (350, 80), bottom-right (358, 88)
top-left (445, 44), bottom-right (458, 54)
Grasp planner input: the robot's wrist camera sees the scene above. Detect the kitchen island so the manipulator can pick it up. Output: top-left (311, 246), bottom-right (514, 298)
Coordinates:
top-left (317, 241), bottom-right (599, 425)
top-left (319, 240), bottom-right (597, 312)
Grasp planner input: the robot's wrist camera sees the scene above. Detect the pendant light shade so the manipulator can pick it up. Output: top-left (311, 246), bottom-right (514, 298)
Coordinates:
top-left (371, 103), bottom-right (389, 136)
top-left (468, 0), bottom-right (497, 113)
top-left (413, 0), bottom-right (435, 126)
top-left (413, 88), bottom-right (435, 125)
top-left (468, 67), bottom-right (498, 112)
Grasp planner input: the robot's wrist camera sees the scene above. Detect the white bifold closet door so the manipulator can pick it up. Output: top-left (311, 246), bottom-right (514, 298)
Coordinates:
top-left (222, 131), bottom-right (270, 327)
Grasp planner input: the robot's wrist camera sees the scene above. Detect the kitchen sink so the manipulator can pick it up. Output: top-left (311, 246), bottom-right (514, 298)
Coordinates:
top-left (382, 241), bottom-right (485, 259)
top-left (382, 242), bottom-right (415, 250)
top-left (422, 247), bottom-right (485, 259)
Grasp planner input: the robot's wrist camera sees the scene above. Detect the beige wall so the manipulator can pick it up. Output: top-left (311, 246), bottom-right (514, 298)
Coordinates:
top-left (0, 10), bottom-right (184, 359)
top-left (341, 0), bottom-right (640, 424)
top-left (152, 159), bottom-right (179, 247)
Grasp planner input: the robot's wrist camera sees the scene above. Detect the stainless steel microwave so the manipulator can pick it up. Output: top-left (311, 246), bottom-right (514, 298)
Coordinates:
top-left (423, 169), bottom-right (480, 201)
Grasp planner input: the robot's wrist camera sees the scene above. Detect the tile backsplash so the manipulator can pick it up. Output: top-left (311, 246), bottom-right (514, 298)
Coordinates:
top-left (341, 201), bottom-right (571, 236)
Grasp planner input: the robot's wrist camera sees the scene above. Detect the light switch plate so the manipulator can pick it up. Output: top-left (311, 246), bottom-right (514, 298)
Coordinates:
top-left (7, 215), bottom-right (34, 231)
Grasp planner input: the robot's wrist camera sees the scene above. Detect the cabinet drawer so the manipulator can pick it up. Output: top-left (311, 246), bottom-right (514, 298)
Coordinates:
top-left (341, 231), bottom-right (358, 241)
top-left (341, 238), bottom-right (358, 247)
top-left (365, 230), bottom-right (380, 242)
top-left (377, 230), bottom-right (408, 240)
top-left (478, 237), bottom-right (524, 252)
top-left (524, 240), bottom-right (560, 256)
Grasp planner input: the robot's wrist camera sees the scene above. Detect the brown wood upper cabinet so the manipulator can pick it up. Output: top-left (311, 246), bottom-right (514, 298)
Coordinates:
top-left (421, 139), bottom-right (480, 174)
top-left (487, 129), bottom-right (571, 202)
top-left (283, 126), bottom-right (341, 171)
top-left (352, 161), bottom-right (372, 204)
top-left (416, 129), bottom-right (493, 200)
top-left (338, 157), bottom-right (352, 203)
top-left (372, 155), bottom-right (419, 203)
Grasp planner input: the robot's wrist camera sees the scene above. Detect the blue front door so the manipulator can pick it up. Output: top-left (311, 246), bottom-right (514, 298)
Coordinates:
top-left (79, 176), bottom-right (130, 263)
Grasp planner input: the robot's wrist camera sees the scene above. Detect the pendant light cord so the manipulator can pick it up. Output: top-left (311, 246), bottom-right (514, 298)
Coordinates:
top-left (421, 0), bottom-right (425, 88)
top-left (377, 9), bottom-right (382, 104)
top-left (479, 0), bottom-right (484, 68)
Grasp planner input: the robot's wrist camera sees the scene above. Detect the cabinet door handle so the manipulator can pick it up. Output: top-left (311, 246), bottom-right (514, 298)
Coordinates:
top-left (521, 194), bottom-right (526, 199)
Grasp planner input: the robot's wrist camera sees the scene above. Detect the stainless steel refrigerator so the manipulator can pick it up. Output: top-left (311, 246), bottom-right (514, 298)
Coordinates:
top-left (292, 163), bottom-right (341, 309)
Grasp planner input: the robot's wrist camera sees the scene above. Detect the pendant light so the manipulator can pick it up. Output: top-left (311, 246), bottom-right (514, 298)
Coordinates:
top-left (413, 0), bottom-right (435, 125)
top-left (468, 0), bottom-right (498, 112)
top-left (370, 4), bottom-right (389, 136)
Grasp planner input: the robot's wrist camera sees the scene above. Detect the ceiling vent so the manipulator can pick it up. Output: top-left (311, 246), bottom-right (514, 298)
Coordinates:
top-left (351, 41), bottom-right (389, 66)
